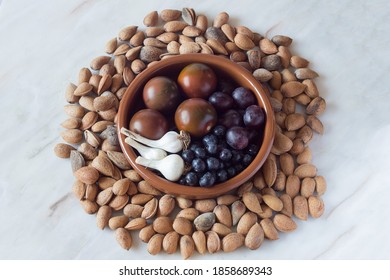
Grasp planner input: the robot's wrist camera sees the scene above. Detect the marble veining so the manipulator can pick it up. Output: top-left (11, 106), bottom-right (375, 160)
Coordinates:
top-left (0, 0), bottom-right (389, 260)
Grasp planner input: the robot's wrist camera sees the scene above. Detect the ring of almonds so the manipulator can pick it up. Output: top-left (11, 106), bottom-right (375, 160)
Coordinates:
top-left (55, 8), bottom-right (326, 259)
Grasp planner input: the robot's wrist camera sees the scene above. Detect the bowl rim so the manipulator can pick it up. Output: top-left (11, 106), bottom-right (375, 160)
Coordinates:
top-left (117, 53), bottom-right (275, 199)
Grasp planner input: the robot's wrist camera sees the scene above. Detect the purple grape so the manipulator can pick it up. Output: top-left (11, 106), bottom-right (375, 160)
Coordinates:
top-left (226, 126), bottom-right (249, 150)
top-left (219, 109), bottom-right (243, 128)
top-left (243, 105), bottom-right (265, 128)
top-left (232, 87), bottom-right (256, 108)
top-left (208, 92), bottom-right (234, 112)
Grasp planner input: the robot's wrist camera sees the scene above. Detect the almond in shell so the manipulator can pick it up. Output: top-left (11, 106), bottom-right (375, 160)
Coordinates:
top-left (153, 216), bottom-right (173, 234)
top-left (213, 204), bottom-right (232, 228)
top-left (206, 231), bottom-right (221, 254)
top-left (260, 218), bottom-right (279, 240)
top-left (173, 217), bottom-right (193, 236)
top-left (54, 143), bottom-right (75, 158)
top-left (163, 231), bottom-right (179, 254)
top-left (96, 187), bottom-right (113, 206)
top-left (180, 235), bottom-right (195, 260)
top-left (192, 231), bottom-right (207, 255)
top-left (125, 217), bottom-right (147, 230)
top-left (222, 233), bottom-right (244, 253)
top-left (96, 205), bottom-right (112, 230)
top-left (262, 194), bottom-right (284, 212)
top-left (141, 198), bottom-right (158, 219)
top-left (75, 166), bottom-right (99, 185)
top-left (308, 195), bottom-right (325, 218)
top-left (231, 200), bottom-right (246, 226)
top-left (147, 234), bottom-right (164, 255)
top-left (80, 200), bottom-right (99, 214)
top-left (176, 208), bottom-right (199, 221)
top-left (273, 214), bottom-right (297, 232)
top-left (109, 195), bottom-right (129, 211)
top-left (91, 155), bottom-right (115, 177)
top-left (242, 192), bottom-right (262, 215)
top-left (109, 215), bottom-right (129, 230)
top-left (293, 195), bottom-right (309, 221)
top-left (139, 225), bottom-right (155, 243)
top-left (115, 228), bottom-right (132, 250)
top-left (237, 212), bottom-right (257, 235)
top-left (245, 223), bottom-right (264, 250)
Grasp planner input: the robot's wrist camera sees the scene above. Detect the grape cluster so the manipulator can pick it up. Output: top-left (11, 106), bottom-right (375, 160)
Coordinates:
top-left (178, 125), bottom-right (259, 187)
top-left (177, 83), bottom-right (265, 187)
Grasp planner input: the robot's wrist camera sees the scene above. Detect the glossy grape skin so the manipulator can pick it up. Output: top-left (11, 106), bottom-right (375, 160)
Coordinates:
top-left (208, 92), bottom-right (234, 112)
top-left (232, 87), bottom-right (256, 108)
top-left (217, 170), bottom-right (228, 182)
top-left (206, 157), bottom-right (220, 170)
top-left (212, 125), bottom-right (226, 138)
top-left (192, 158), bottom-right (206, 172)
top-left (219, 148), bottom-right (232, 161)
top-left (143, 76), bottom-right (181, 112)
top-left (181, 149), bottom-right (195, 163)
top-left (219, 110), bottom-right (243, 128)
top-left (243, 105), bottom-right (265, 129)
top-left (226, 126), bottom-right (249, 150)
top-left (194, 147), bottom-right (207, 159)
top-left (178, 63), bottom-right (217, 99)
top-left (185, 172), bottom-right (198, 186)
top-left (175, 98), bottom-right (217, 137)
top-left (202, 134), bottom-right (218, 145)
top-left (199, 172), bottom-right (216, 187)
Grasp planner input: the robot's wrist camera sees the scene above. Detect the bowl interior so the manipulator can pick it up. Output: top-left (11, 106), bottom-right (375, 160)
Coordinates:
top-left (117, 54), bottom-right (275, 199)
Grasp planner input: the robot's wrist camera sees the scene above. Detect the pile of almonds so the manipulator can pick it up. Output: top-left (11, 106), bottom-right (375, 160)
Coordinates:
top-left (55, 8), bottom-right (326, 259)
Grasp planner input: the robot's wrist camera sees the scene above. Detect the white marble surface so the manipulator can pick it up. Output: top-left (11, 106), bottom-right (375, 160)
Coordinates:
top-left (0, 0), bottom-right (389, 260)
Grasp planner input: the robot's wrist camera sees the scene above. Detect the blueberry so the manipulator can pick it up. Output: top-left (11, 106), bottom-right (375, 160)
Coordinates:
top-left (212, 125), bottom-right (226, 138)
top-left (185, 172), bottom-right (198, 186)
top-left (190, 142), bottom-right (202, 152)
top-left (217, 169), bottom-right (228, 182)
top-left (205, 143), bottom-right (218, 154)
top-left (194, 147), bottom-right (207, 159)
top-left (181, 149), bottom-right (195, 163)
top-left (206, 157), bottom-right (220, 170)
top-left (199, 172), bottom-right (216, 187)
top-left (227, 167), bottom-right (236, 177)
top-left (219, 161), bottom-right (225, 169)
top-left (247, 144), bottom-right (259, 156)
top-left (178, 177), bottom-right (187, 185)
top-left (219, 148), bottom-right (232, 161)
top-left (243, 154), bottom-right (253, 166)
top-left (202, 134), bottom-right (218, 146)
top-left (231, 150), bottom-right (243, 163)
top-left (192, 158), bottom-right (206, 172)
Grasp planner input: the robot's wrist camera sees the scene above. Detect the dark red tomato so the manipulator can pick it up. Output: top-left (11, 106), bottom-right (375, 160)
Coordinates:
top-left (129, 109), bottom-right (168, 140)
top-left (177, 63), bottom-right (217, 99)
top-left (175, 98), bottom-right (217, 137)
top-left (143, 76), bottom-right (181, 113)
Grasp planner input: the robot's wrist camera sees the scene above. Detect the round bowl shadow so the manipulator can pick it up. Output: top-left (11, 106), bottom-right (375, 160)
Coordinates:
top-left (117, 54), bottom-right (275, 199)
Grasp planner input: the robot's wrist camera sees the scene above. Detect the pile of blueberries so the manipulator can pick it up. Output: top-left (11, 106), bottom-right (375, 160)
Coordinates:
top-left (178, 124), bottom-right (260, 187)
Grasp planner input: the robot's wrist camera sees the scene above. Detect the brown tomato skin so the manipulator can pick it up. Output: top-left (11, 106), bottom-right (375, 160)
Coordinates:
top-left (143, 76), bottom-right (181, 113)
top-left (177, 63), bottom-right (217, 99)
top-left (129, 109), bottom-right (168, 140)
top-left (175, 98), bottom-right (217, 137)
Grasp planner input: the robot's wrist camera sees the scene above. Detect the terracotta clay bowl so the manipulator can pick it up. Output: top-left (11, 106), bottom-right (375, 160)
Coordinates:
top-left (117, 54), bottom-right (275, 199)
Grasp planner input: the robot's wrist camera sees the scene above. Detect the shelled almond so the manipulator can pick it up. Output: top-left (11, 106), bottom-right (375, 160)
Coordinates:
top-left (56, 8), bottom-right (327, 259)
